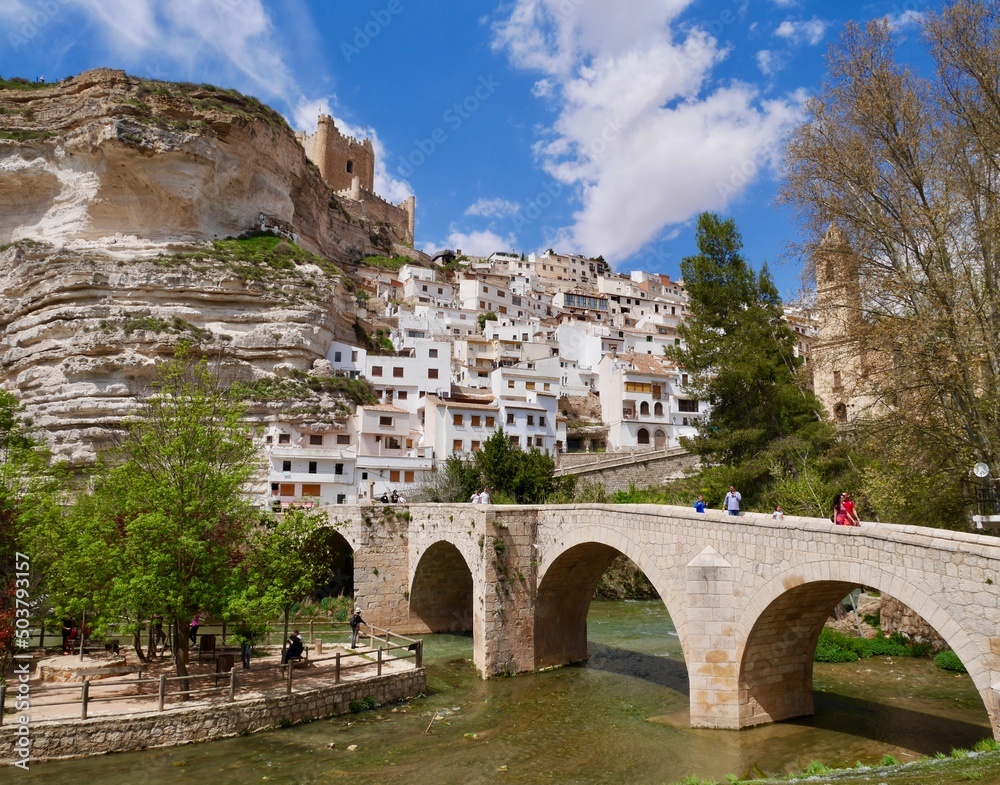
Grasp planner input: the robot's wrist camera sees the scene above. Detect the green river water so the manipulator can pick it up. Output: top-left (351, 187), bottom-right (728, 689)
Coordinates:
top-left (18, 601), bottom-right (992, 784)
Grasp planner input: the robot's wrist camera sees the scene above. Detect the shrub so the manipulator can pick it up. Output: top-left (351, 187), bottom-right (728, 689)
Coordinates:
top-left (934, 649), bottom-right (968, 673)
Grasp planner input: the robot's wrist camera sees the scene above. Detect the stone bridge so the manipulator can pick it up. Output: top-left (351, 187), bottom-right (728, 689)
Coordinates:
top-left (321, 503), bottom-right (1000, 735)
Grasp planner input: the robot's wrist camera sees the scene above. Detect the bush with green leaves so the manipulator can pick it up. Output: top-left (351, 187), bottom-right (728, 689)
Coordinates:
top-left (934, 649), bottom-right (967, 673)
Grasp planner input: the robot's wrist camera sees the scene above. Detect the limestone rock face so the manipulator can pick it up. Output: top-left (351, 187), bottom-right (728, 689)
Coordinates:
top-left (0, 242), bottom-right (357, 465)
top-left (0, 68), bottom-right (410, 259)
top-left (0, 68), bottom-right (414, 465)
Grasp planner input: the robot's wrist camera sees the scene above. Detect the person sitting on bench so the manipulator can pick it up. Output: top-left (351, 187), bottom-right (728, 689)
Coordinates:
top-left (282, 629), bottom-right (304, 665)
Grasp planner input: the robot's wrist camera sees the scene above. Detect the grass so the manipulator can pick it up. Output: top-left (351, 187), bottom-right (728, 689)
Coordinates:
top-left (813, 627), bottom-right (930, 663)
top-left (0, 76), bottom-right (57, 91)
top-left (357, 254), bottom-right (415, 271)
top-left (242, 369), bottom-right (377, 408)
top-left (0, 129), bottom-right (54, 142)
top-left (935, 649), bottom-right (968, 673)
top-left (169, 233), bottom-right (344, 284)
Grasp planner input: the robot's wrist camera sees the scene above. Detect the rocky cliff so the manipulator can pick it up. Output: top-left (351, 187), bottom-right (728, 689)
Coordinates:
top-left (0, 70), bottom-right (410, 465)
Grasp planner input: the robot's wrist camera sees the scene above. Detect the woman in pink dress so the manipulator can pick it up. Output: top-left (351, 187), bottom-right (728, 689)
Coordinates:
top-left (842, 492), bottom-right (860, 526)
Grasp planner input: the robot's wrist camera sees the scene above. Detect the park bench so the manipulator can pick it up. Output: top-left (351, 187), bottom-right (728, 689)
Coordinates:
top-left (279, 645), bottom-right (310, 669)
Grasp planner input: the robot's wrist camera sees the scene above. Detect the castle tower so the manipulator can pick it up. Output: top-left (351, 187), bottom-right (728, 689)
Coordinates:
top-left (298, 114), bottom-right (375, 193)
top-left (812, 224), bottom-right (864, 424)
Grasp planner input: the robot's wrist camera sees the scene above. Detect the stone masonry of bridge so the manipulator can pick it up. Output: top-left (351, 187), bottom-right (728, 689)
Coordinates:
top-left (322, 503), bottom-right (1000, 736)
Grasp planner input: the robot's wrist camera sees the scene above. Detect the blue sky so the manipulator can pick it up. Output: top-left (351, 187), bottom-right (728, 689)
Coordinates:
top-left (0, 0), bottom-right (933, 296)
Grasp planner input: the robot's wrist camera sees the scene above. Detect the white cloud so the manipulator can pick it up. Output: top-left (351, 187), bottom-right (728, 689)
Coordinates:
top-left (775, 18), bottom-right (827, 46)
top-left (885, 10), bottom-right (924, 30)
top-left (465, 198), bottom-right (520, 219)
top-left (492, 0), bottom-right (804, 263)
top-left (425, 229), bottom-right (516, 257)
top-left (756, 49), bottom-right (781, 77)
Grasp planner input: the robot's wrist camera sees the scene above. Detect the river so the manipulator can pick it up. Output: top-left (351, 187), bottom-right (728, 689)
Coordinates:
top-left (17, 601), bottom-right (992, 784)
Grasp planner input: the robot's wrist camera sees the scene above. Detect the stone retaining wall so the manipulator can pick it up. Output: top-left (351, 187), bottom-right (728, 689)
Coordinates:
top-left (0, 669), bottom-right (425, 764)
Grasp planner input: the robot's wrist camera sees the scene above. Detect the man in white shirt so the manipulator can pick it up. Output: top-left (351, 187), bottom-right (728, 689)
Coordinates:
top-left (479, 488), bottom-right (491, 504)
top-left (724, 486), bottom-right (742, 516)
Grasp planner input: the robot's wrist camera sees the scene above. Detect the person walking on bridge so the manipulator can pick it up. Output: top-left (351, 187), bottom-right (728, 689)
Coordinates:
top-left (724, 486), bottom-right (742, 516)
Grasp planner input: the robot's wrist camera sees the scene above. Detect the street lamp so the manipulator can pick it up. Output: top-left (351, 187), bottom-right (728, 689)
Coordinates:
top-left (971, 462), bottom-right (998, 531)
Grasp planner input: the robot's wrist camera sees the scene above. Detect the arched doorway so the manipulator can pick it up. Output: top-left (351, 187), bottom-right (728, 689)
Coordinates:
top-left (654, 429), bottom-right (666, 448)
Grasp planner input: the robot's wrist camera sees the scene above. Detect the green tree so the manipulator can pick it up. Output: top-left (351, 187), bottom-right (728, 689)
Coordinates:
top-left (227, 509), bottom-right (331, 658)
top-left (669, 214), bottom-right (834, 508)
top-left (0, 391), bottom-right (61, 678)
top-left (478, 311), bottom-right (498, 334)
top-left (36, 353), bottom-right (260, 678)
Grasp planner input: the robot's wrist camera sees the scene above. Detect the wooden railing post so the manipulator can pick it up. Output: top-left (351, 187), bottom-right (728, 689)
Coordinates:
top-left (81, 679), bottom-right (90, 720)
top-left (0, 685), bottom-right (6, 725)
top-left (228, 667), bottom-right (236, 702)
top-left (309, 619), bottom-right (314, 644)
top-left (286, 658), bottom-right (293, 695)
top-left (415, 640), bottom-right (423, 669)
top-left (377, 647), bottom-right (382, 677)
top-left (335, 652), bottom-right (341, 684)
top-left (158, 675), bottom-right (166, 711)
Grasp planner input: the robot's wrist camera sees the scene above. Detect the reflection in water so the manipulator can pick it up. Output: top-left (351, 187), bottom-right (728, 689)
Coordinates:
top-left (17, 601), bottom-right (992, 785)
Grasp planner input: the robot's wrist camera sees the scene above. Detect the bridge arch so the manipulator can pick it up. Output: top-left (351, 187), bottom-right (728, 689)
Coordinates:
top-left (736, 562), bottom-right (997, 733)
top-left (408, 540), bottom-right (475, 634)
top-left (536, 527), bottom-right (687, 669)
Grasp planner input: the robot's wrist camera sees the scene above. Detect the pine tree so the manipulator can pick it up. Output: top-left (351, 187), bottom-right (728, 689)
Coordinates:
top-left (671, 214), bottom-right (827, 473)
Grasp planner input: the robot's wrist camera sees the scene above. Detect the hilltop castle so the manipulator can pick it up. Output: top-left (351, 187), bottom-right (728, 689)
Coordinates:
top-left (296, 115), bottom-right (415, 246)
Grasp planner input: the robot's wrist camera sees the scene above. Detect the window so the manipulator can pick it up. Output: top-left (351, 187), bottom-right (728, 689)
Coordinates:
top-left (422, 284), bottom-right (428, 292)
top-left (482, 286), bottom-right (489, 293)
top-left (526, 382), bottom-right (536, 390)
top-left (453, 414), bottom-right (464, 426)
top-left (428, 368), bottom-right (439, 379)
top-left (509, 435), bottom-right (520, 447)
top-left (309, 434), bottom-right (323, 446)
top-left (397, 390), bottom-right (408, 400)
top-left (535, 436), bottom-right (543, 447)
top-left (265, 435), bottom-right (273, 444)
top-left (681, 373), bottom-right (689, 386)
top-left (337, 494), bottom-right (346, 504)
top-left (351, 351), bottom-right (358, 362)
top-left (404, 471), bottom-right (414, 483)
top-left (637, 428), bottom-right (650, 445)
top-left (393, 367), bottom-right (404, 378)
top-left (308, 461), bottom-right (317, 474)
top-left (480, 301), bottom-right (486, 309)
top-left (406, 438), bottom-right (414, 448)
top-left (471, 440), bottom-right (481, 452)
top-left (654, 402), bottom-right (664, 416)
top-left (346, 160), bottom-right (354, 173)
top-left (539, 416), bottom-right (545, 427)
top-left (387, 437), bottom-right (401, 449)
top-left (678, 399), bottom-right (699, 413)
top-left (280, 483), bottom-right (295, 496)
top-left (361, 471), bottom-right (368, 480)
top-left (337, 435), bottom-right (351, 445)
top-left (278, 433), bottom-right (291, 444)
top-left (544, 383), bottom-right (550, 391)
top-left (390, 470), bottom-right (400, 483)
top-left (471, 415), bottom-right (481, 427)
top-left (640, 402), bottom-right (650, 416)
top-left (506, 413), bottom-right (515, 425)
top-left (379, 415), bottom-right (393, 426)
top-left (281, 460), bottom-right (291, 472)
top-left (625, 382), bottom-right (652, 393)
top-left (334, 351), bottom-right (342, 362)
top-left (527, 415), bottom-right (535, 426)
top-left (833, 370), bottom-right (843, 390)
top-left (429, 348), bottom-right (438, 358)
top-left (507, 380), bottom-right (515, 389)
top-left (453, 439), bottom-right (463, 452)
top-left (301, 483), bottom-right (321, 497)
top-left (335, 463), bottom-right (344, 475)
top-left (372, 366), bottom-right (383, 377)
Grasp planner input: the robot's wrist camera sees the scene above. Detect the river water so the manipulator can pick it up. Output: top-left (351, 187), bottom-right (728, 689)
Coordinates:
top-left (19, 601), bottom-right (992, 784)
